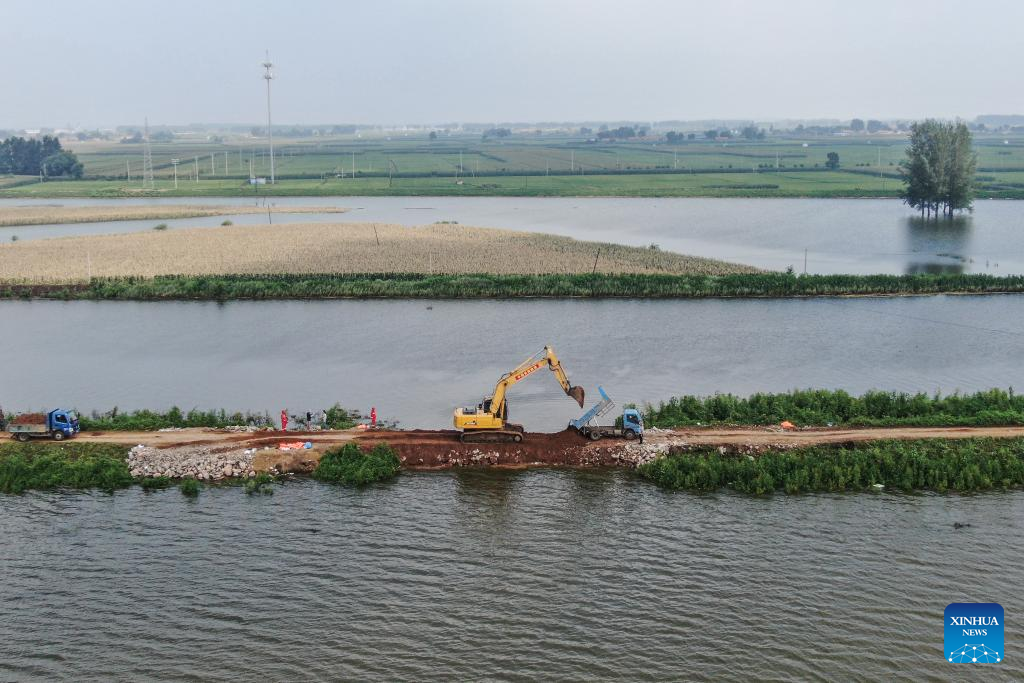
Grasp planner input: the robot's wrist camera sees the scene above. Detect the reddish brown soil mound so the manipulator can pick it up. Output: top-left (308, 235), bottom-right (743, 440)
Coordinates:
top-left (355, 428), bottom-right (619, 468)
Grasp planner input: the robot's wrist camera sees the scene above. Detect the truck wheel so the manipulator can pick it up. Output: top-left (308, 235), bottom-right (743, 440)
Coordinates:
top-left (15, 432), bottom-right (30, 442)
top-left (513, 433), bottom-right (522, 443)
top-left (52, 431), bottom-right (66, 441)
top-left (623, 429), bottom-right (637, 440)
top-left (588, 430), bottom-right (601, 441)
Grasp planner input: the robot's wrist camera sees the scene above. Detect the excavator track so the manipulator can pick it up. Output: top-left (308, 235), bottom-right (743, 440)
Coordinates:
top-left (459, 427), bottom-right (525, 444)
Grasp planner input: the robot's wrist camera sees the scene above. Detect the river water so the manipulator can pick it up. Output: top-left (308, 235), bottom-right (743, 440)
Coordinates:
top-left (2, 196), bottom-right (1024, 274)
top-left (3, 296), bottom-right (1024, 430)
top-left (0, 471), bottom-right (1019, 681)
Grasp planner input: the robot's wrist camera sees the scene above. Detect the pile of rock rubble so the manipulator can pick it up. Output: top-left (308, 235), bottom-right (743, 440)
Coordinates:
top-left (128, 445), bottom-right (258, 480)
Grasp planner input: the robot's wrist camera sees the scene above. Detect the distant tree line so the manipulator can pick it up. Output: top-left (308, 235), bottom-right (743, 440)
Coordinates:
top-left (900, 120), bottom-right (976, 218)
top-left (482, 127), bottom-right (512, 140)
top-left (664, 131), bottom-right (697, 143)
top-left (597, 126), bottom-right (647, 140)
top-left (0, 136), bottom-right (83, 178)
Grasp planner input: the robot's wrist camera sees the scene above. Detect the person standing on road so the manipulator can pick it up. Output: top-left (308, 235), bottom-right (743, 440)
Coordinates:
top-left (321, 408), bottom-right (328, 429)
top-left (281, 409), bottom-right (288, 431)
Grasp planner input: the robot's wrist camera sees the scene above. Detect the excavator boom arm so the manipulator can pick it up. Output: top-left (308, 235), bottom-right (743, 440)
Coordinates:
top-left (489, 346), bottom-right (584, 413)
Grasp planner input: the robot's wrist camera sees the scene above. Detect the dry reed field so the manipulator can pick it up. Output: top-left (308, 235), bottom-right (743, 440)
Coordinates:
top-left (0, 204), bottom-right (347, 227)
top-left (0, 222), bottom-right (758, 282)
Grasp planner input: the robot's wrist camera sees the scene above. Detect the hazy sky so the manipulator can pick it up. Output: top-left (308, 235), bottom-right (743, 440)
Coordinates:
top-left (4, 0), bottom-right (1023, 128)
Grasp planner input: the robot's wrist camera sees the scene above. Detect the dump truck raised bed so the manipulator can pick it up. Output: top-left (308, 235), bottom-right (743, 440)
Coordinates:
top-left (8, 409), bottom-right (80, 442)
top-left (570, 386), bottom-right (644, 441)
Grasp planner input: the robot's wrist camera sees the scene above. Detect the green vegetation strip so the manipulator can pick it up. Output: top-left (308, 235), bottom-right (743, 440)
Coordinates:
top-left (645, 389), bottom-right (1024, 428)
top-left (4, 272), bottom-right (1024, 300)
top-left (0, 443), bottom-right (132, 494)
top-left (639, 438), bottom-right (1024, 494)
top-left (313, 443), bottom-right (401, 485)
top-left (74, 405), bottom-right (356, 431)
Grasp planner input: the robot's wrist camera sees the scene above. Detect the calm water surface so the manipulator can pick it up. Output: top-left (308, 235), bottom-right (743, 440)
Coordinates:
top-left (3, 196), bottom-right (1023, 274)
top-left (0, 471), bottom-right (1020, 681)
top-left (2, 296), bottom-right (1023, 429)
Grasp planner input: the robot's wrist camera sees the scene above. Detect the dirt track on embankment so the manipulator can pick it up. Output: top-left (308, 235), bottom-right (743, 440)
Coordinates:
top-left (69, 425), bottom-right (1024, 472)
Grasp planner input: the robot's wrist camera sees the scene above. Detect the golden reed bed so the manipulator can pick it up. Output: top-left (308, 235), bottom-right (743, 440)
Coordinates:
top-left (0, 204), bottom-right (347, 227)
top-left (0, 222), bottom-right (759, 282)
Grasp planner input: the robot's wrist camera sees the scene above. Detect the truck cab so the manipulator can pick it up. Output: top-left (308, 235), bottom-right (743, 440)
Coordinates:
top-left (50, 410), bottom-right (80, 439)
top-left (621, 408), bottom-right (644, 440)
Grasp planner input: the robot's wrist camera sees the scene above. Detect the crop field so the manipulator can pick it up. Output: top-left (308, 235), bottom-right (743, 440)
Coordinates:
top-left (3, 131), bottom-right (1020, 198)
top-left (0, 221), bottom-right (758, 282)
top-left (0, 169), bottom-right (906, 199)
top-left (0, 204), bottom-right (346, 227)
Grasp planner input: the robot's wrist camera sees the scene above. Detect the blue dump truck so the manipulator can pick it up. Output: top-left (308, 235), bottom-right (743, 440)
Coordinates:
top-left (570, 386), bottom-right (644, 442)
top-left (8, 409), bottom-right (80, 442)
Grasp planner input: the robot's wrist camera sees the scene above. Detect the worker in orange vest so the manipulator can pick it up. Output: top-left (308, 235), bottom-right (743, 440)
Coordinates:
top-left (370, 406), bottom-right (377, 428)
top-left (281, 409), bottom-right (288, 431)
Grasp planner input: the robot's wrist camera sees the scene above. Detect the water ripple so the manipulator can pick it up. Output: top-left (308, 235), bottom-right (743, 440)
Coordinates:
top-left (1, 472), bottom-right (1022, 681)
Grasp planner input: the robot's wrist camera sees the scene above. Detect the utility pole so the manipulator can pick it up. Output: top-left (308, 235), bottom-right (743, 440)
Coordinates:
top-left (171, 158), bottom-right (179, 189)
top-left (142, 117), bottom-right (155, 188)
top-left (194, 157), bottom-right (199, 183)
top-left (262, 52), bottom-right (276, 184)
top-left (225, 152), bottom-right (229, 176)
top-left (126, 160), bottom-right (131, 182)
top-left (211, 154), bottom-right (215, 175)
top-left (352, 151), bottom-right (355, 177)
top-left (571, 150), bottom-right (575, 173)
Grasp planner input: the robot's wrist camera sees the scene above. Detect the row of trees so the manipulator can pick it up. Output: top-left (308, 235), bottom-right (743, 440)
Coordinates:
top-left (899, 120), bottom-right (976, 218)
top-left (0, 136), bottom-right (84, 178)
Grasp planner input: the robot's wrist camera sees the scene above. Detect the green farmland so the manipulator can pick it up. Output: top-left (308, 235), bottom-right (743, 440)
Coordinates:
top-left (4, 131), bottom-right (1024, 198)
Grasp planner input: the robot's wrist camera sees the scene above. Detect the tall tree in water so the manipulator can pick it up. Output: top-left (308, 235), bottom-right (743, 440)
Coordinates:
top-left (899, 120), bottom-right (976, 218)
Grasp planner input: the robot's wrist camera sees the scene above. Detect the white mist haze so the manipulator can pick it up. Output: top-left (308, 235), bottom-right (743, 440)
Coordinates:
top-left (3, 0), bottom-right (1023, 128)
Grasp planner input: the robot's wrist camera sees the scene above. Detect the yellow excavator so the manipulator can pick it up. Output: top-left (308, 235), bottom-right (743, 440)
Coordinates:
top-left (454, 346), bottom-right (585, 443)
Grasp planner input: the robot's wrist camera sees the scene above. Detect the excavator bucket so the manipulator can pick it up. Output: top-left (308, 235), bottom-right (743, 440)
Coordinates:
top-left (568, 385), bottom-right (586, 408)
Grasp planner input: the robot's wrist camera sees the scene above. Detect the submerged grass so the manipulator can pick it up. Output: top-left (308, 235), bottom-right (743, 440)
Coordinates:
top-left (0, 442), bottom-right (133, 494)
top-left (180, 478), bottom-right (200, 497)
top-left (3, 271), bottom-right (1024, 300)
top-left (638, 438), bottom-right (1024, 494)
top-left (313, 443), bottom-right (401, 486)
top-left (645, 388), bottom-right (1024, 428)
top-left (139, 476), bottom-right (173, 491)
top-left (243, 472), bottom-right (274, 495)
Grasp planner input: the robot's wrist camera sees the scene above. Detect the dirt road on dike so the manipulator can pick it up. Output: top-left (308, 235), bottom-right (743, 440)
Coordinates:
top-left (66, 425), bottom-right (1024, 472)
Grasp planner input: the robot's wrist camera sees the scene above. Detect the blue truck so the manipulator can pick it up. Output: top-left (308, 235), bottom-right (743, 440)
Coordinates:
top-left (8, 409), bottom-right (80, 442)
top-left (570, 386), bottom-right (644, 441)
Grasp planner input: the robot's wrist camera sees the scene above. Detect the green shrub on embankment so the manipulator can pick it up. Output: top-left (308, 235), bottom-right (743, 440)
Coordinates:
top-left (313, 443), bottom-right (401, 485)
top-left (0, 443), bottom-right (133, 494)
top-left (75, 404), bottom-right (357, 431)
top-left (638, 438), bottom-right (1024, 494)
top-left (3, 272), bottom-right (1024, 300)
top-left (644, 388), bottom-right (1024, 428)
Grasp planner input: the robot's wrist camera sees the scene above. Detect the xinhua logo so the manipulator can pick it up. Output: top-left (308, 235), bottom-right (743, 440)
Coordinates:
top-left (945, 603), bottom-right (1004, 664)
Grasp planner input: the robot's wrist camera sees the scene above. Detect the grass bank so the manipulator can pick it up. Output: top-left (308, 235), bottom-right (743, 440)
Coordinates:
top-left (75, 405), bottom-right (357, 431)
top-left (2, 272), bottom-right (1023, 300)
top-left (645, 388), bottom-right (1024, 428)
top-left (0, 442), bottom-right (132, 494)
top-left (638, 438), bottom-right (1024, 494)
